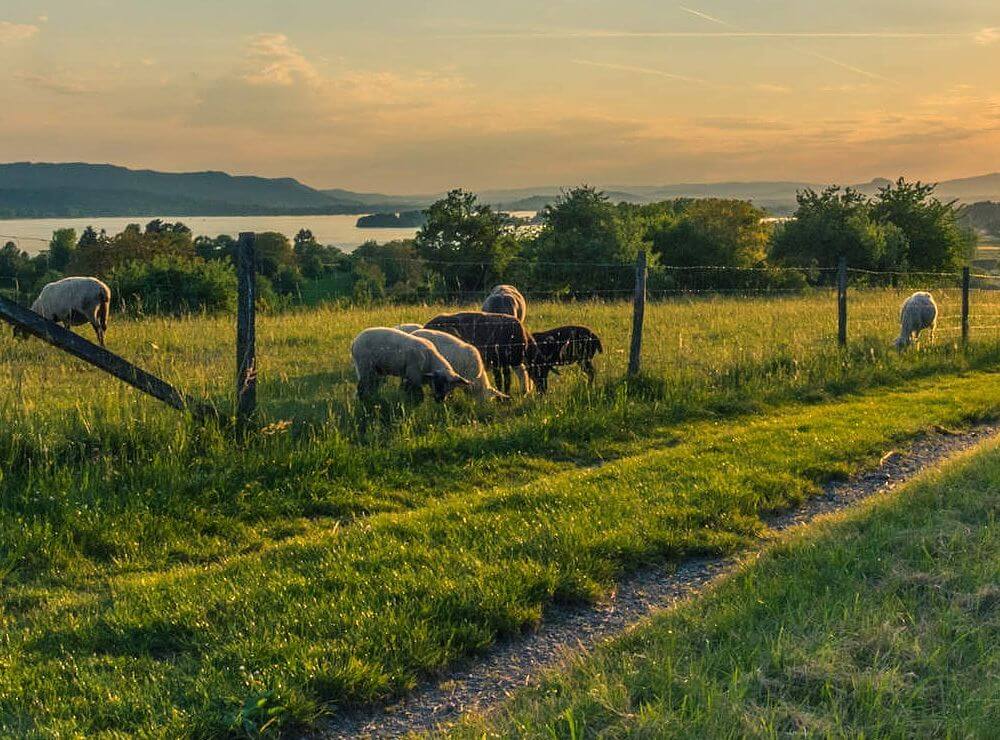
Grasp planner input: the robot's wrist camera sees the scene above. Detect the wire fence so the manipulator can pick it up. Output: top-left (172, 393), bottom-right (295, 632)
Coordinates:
top-left (3, 232), bottom-right (1000, 427)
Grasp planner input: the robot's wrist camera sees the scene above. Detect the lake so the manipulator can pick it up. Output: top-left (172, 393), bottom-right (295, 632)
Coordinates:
top-left (0, 212), bottom-right (538, 256)
top-left (0, 214), bottom-right (421, 256)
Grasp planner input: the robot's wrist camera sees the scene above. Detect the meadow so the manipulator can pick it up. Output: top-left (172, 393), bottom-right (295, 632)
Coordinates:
top-left (457, 433), bottom-right (1000, 738)
top-left (2, 288), bottom-right (1000, 735)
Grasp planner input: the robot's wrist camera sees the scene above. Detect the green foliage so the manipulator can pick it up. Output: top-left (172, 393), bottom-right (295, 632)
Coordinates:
top-left (47, 228), bottom-right (76, 271)
top-left (770, 186), bottom-right (891, 271)
top-left (68, 221), bottom-right (195, 277)
top-left (110, 255), bottom-right (237, 315)
top-left (253, 231), bottom-right (296, 279)
top-left (415, 189), bottom-right (520, 293)
top-left (871, 178), bottom-right (976, 270)
top-left (351, 239), bottom-right (431, 300)
top-left (653, 198), bottom-right (769, 268)
top-left (772, 180), bottom-right (975, 274)
top-left (527, 186), bottom-right (648, 292)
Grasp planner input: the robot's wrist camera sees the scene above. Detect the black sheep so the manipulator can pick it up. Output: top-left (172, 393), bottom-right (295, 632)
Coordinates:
top-left (528, 325), bottom-right (603, 393)
top-left (424, 311), bottom-right (536, 394)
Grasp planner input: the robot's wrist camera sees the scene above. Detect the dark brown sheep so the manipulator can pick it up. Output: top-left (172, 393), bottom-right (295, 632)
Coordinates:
top-left (528, 325), bottom-right (603, 393)
top-left (424, 311), bottom-right (536, 394)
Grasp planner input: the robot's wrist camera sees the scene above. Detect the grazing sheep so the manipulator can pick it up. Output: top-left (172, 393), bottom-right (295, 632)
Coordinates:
top-left (529, 326), bottom-right (604, 393)
top-left (15, 276), bottom-right (111, 346)
top-left (394, 323), bottom-right (424, 333)
top-left (425, 311), bottom-right (535, 395)
top-left (411, 329), bottom-right (509, 402)
top-left (350, 327), bottom-right (469, 402)
top-left (895, 291), bottom-right (938, 350)
top-left (482, 284), bottom-right (527, 323)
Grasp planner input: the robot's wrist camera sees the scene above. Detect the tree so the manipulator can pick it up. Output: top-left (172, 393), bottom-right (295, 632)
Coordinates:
top-left (252, 232), bottom-right (296, 279)
top-left (48, 228), bottom-right (77, 271)
top-left (194, 234), bottom-right (236, 262)
top-left (527, 186), bottom-right (647, 292)
top-left (769, 186), bottom-right (903, 272)
top-left (871, 178), bottom-right (975, 271)
top-left (68, 223), bottom-right (195, 277)
top-left (415, 189), bottom-right (520, 293)
top-left (653, 199), bottom-right (768, 268)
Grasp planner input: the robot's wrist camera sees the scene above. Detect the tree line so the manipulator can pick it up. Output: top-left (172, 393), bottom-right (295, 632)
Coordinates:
top-left (0, 178), bottom-right (976, 314)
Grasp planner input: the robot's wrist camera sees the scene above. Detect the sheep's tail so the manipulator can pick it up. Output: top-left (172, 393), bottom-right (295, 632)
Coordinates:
top-left (97, 286), bottom-right (111, 331)
top-left (593, 335), bottom-right (604, 355)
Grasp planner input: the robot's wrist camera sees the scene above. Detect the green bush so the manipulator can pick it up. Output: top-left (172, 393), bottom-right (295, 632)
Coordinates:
top-left (110, 256), bottom-right (237, 315)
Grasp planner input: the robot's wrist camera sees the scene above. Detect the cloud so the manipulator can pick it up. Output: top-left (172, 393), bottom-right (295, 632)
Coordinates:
top-left (0, 21), bottom-right (39, 44)
top-left (696, 116), bottom-right (793, 131)
top-left (755, 84), bottom-right (791, 94)
top-left (14, 72), bottom-right (92, 95)
top-left (447, 29), bottom-right (966, 41)
top-left (975, 28), bottom-right (999, 45)
top-left (242, 33), bottom-right (322, 87)
top-left (571, 59), bottom-right (718, 87)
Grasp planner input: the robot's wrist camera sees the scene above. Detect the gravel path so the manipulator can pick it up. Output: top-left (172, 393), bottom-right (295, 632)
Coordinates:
top-left (316, 423), bottom-right (998, 739)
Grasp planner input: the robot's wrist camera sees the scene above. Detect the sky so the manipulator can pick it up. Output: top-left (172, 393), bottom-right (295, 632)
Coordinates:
top-left (0, 1), bottom-right (998, 193)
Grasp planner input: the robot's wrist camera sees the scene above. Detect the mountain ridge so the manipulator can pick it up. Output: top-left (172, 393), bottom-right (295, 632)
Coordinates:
top-left (2, 162), bottom-right (997, 219)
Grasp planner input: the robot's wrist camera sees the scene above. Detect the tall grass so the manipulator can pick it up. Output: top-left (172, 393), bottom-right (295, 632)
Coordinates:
top-left (2, 290), bottom-right (1000, 583)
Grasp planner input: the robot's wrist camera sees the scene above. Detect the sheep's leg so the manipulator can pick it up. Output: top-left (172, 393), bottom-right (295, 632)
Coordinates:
top-left (88, 316), bottom-right (105, 347)
top-left (514, 365), bottom-right (532, 395)
top-left (582, 359), bottom-right (596, 384)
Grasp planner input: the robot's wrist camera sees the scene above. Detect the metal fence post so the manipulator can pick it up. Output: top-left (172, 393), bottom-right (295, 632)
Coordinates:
top-left (236, 232), bottom-right (257, 431)
top-left (628, 250), bottom-right (647, 377)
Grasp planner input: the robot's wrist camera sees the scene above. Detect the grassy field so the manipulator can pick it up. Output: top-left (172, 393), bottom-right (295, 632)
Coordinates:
top-left (1, 291), bottom-right (1000, 734)
top-left (457, 435), bottom-right (1000, 738)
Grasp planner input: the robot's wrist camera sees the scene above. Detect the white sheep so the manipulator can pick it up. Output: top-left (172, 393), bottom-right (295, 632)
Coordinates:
top-left (411, 328), bottom-right (510, 402)
top-left (482, 284), bottom-right (527, 323)
top-left (394, 323), bottom-right (425, 333)
top-left (895, 291), bottom-right (938, 350)
top-left (350, 327), bottom-right (469, 402)
top-left (18, 276), bottom-right (112, 346)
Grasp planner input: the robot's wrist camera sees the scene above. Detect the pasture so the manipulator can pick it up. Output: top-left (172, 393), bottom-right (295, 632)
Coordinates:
top-left (1, 289), bottom-right (1000, 735)
top-left (458, 433), bottom-right (1000, 738)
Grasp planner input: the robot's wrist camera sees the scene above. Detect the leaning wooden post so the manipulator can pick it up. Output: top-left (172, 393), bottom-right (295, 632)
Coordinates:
top-left (628, 250), bottom-right (647, 377)
top-left (961, 266), bottom-right (971, 345)
top-left (0, 295), bottom-right (197, 413)
top-left (837, 256), bottom-right (848, 348)
top-left (236, 232), bottom-right (257, 432)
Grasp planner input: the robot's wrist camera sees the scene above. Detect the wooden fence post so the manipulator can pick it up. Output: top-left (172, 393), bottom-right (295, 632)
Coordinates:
top-left (236, 232), bottom-right (257, 431)
top-left (628, 250), bottom-right (647, 377)
top-left (0, 294), bottom-right (199, 413)
top-left (962, 266), bottom-right (970, 345)
top-left (837, 256), bottom-right (848, 348)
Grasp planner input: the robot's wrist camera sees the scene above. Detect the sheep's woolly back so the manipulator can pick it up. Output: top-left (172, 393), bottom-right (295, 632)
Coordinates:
top-left (30, 277), bottom-right (110, 321)
top-left (395, 323), bottom-right (424, 334)
top-left (413, 329), bottom-right (505, 399)
top-left (350, 327), bottom-right (459, 381)
top-left (896, 291), bottom-right (938, 348)
top-left (483, 284), bottom-right (527, 322)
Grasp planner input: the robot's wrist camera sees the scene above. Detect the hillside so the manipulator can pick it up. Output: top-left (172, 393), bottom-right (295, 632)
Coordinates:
top-left (0, 162), bottom-right (376, 217)
top-left (3, 162), bottom-right (999, 218)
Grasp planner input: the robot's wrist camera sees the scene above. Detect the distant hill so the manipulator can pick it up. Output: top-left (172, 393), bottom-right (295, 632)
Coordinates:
top-left (3, 162), bottom-right (998, 219)
top-left (0, 162), bottom-right (380, 218)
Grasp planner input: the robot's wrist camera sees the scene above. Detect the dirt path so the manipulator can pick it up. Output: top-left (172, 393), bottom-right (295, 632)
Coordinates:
top-left (316, 423), bottom-right (998, 739)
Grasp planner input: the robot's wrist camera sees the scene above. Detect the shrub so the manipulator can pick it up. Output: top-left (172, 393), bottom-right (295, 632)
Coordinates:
top-left (110, 256), bottom-right (236, 315)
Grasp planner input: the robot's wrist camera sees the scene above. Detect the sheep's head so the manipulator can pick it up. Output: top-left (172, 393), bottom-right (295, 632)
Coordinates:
top-left (894, 334), bottom-right (911, 352)
top-left (427, 371), bottom-right (470, 402)
top-left (12, 325), bottom-right (29, 342)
